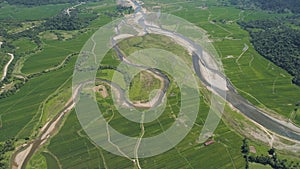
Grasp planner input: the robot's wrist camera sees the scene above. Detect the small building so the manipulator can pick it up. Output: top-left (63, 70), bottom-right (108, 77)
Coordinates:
top-left (204, 140), bottom-right (215, 146)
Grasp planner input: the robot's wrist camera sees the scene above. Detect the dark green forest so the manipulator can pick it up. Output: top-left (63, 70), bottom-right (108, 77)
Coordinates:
top-left (43, 10), bottom-right (98, 31)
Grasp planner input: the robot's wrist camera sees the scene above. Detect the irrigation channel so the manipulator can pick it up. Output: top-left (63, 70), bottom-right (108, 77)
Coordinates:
top-left (11, 0), bottom-right (300, 168)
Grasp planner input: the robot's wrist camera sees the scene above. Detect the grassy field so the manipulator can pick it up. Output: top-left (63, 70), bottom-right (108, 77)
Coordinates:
top-left (41, 77), bottom-right (72, 125)
top-left (294, 108), bottom-right (300, 126)
top-left (42, 152), bottom-right (61, 169)
top-left (26, 151), bottom-right (47, 169)
top-left (97, 69), bottom-right (126, 89)
top-left (249, 163), bottom-right (272, 169)
top-left (12, 38), bottom-right (38, 56)
top-left (0, 3), bottom-right (69, 21)
top-left (21, 32), bottom-right (92, 74)
top-left (128, 71), bottom-right (161, 102)
top-left (0, 57), bottom-right (76, 141)
top-left (118, 34), bottom-right (191, 65)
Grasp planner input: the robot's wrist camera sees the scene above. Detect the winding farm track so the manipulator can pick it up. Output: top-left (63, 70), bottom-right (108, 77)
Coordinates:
top-left (1, 53), bottom-right (14, 82)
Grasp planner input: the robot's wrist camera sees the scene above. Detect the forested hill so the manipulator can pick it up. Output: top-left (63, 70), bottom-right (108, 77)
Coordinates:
top-left (0, 0), bottom-right (100, 6)
top-left (230, 0), bottom-right (300, 13)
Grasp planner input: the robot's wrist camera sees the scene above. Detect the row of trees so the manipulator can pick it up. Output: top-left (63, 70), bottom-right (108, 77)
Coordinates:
top-left (105, 5), bottom-right (134, 18)
top-left (238, 19), bottom-right (300, 86)
top-left (241, 138), bottom-right (300, 169)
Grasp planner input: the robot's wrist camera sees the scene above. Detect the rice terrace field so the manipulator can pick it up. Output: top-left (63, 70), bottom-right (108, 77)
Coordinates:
top-left (0, 0), bottom-right (299, 169)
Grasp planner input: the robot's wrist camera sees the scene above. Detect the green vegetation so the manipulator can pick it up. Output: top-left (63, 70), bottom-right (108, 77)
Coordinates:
top-left (26, 152), bottom-right (47, 169)
top-left (0, 57), bottom-right (76, 141)
top-left (103, 5), bottom-right (134, 18)
top-left (42, 152), bottom-right (61, 169)
top-left (0, 0), bottom-right (299, 168)
top-left (0, 3), bottom-right (69, 21)
top-left (293, 104), bottom-right (300, 126)
top-left (128, 71), bottom-right (161, 102)
top-left (167, 0), bottom-right (300, 122)
top-left (228, 0), bottom-right (300, 13)
top-left (40, 31), bottom-right (246, 168)
top-left (12, 38), bottom-right (37, 55)
top-left (238, 19), bottom-right (300, 86)
top-left (41, 76), bottom-right (72, 124)
top-left (249, 163), bottom-right (272, 169)
top-left (43, 9), bottom-right (97, 31)
top-left (242, 139), bottom-right (300, 169)
top-left (22, 32), bottom-right (91, 74)
top-left (45, 79), bottom-right (246, 168)
top-left (0, 139), bottom-right (15, 169)
top-left (48, 110), bottom-right (111, 169)
top-left (0, 0), bottom-right (116, 141)
top-left (97, 69), bottom-right (126, 89)
top-left (118, 34), bottom-right (191, 65)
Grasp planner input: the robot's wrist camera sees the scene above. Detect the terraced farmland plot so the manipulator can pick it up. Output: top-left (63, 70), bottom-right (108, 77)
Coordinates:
top-left (0, 57), bottom-right (76, 141)
top-left (22, 32), bottom-right (92, 74)
top-left (12, 38), bottom-right (38, 56)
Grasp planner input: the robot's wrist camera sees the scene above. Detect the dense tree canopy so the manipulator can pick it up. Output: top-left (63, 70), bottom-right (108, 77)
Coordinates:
top-left (43, 11), bottom-right (96, 31)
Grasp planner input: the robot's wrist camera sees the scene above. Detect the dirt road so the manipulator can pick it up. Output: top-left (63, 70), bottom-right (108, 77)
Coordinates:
top-left (1, 53), bottom-right (14, 82)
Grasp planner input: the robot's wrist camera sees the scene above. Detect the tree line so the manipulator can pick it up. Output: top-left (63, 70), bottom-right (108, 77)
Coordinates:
top-left (241, 138), bottom-right (300, 169)
top-left (104, 5), bottom-right (134, 18)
